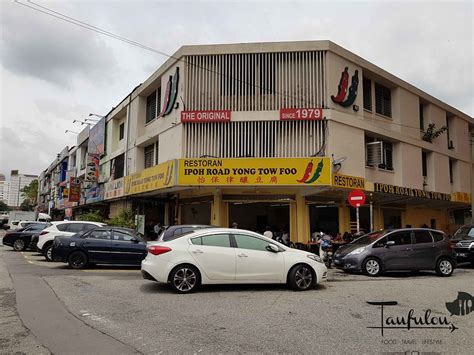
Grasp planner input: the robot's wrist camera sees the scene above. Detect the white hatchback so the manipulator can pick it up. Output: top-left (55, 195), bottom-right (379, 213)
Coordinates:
top-left (141, 228), bottom-right (327, 293)
top-left (37, 221), bottom-right (106, 261)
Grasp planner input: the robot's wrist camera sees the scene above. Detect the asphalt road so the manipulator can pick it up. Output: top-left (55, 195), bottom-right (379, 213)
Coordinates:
top-left (1, 231), bottom-right (473, 354)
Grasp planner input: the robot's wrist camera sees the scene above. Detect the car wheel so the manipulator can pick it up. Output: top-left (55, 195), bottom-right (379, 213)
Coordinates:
top-left (363, 258), bottom-right (381, 277)
top-left (288, 264), bottom-right (314, 291)
top-left (435, 258), bottom-right (454, 277)
top-left (68, 251), bottom-right (88, 269)
top-left (13, 239), bottom-right (26, 251)
top-left (169, 265), bottom-right (200, 293)
top-left (44, 244), bottom-right (54, 262)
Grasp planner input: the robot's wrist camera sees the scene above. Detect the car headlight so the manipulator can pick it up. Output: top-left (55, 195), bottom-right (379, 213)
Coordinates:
top-left (348, 247), bottom-right (366, 256)
top-left (307, 254), bottom-right (323, 263)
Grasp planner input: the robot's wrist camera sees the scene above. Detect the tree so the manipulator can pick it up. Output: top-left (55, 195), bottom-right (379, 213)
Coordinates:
top-left (20, 180), bottom-right (38, 206)
top-left (0, 201), bottom-right (10, 212)
top-left (20, 200), bottom-right (35, 211)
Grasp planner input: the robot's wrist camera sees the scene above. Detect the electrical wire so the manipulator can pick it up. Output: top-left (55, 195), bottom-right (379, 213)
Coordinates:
top-left (16, 0), bottom-right (312, 107)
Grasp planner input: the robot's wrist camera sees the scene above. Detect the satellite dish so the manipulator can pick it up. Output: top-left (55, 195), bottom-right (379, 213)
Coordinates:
top-left (332, 155), bottom-right (347, 173)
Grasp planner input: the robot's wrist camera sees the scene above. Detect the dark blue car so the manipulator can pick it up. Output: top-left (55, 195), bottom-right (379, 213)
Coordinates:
top-left (52, 227), bottom-right (147, 269)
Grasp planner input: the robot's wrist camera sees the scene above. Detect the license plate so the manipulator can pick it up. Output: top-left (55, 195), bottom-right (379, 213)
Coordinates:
top-left (457, 253), bottom-right (467, 257)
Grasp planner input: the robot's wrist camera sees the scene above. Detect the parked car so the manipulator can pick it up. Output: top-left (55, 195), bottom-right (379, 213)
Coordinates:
top-left (157, 224), bottom-right (214, 242)
top-left (37, 221), bottom-right (106, 261)
top-left (52, 227), bottom-right (147, 269)
top-left (2, 222), bottom-right (51, 251)
top-left (451, 225), bottom-right (474, 265)
top-left (142, 228), bottom-right (327, 293)
top-left (333, 228), bottom-right (456, 277)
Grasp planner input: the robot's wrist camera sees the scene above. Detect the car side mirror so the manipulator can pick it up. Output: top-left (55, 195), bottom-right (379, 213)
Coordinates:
top-left (266, 244), bottom-right (279, 253)
top-left (131, 237), bottom-right (139, 243)
top-left (385, 240), bottom-right (395, 247)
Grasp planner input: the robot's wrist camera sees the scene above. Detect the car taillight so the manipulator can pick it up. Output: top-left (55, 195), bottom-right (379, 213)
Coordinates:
top-left (39, 231), bottom-right (49, 237)
top-left (147, 245), bottom-right (172, 255)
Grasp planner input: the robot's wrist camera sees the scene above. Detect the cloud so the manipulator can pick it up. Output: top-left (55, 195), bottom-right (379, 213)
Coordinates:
top-left (0, 2), bottom-right (118, 87)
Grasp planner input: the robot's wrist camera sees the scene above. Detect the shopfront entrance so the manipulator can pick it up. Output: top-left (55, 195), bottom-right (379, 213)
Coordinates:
top-left (228, 202), bottom-right (290, 235)
top-left (181, 202), bottom-right (212, 225)
top-left (349, 206), bottom-right (370, 234)
top-left (309, 205), bottom-right (339, 236)
top-left (383, 208), bottom-right (402, 229)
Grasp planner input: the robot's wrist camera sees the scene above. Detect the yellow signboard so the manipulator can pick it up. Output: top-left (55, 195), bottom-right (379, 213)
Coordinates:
top-left (124, 160), bottom-right (175, 195)
top-left (451, 192), bottom-right (471, 204)
top-left (178, 158), bottom-right (331, 186)
top-left (332, 173), bottom-right (365, 190)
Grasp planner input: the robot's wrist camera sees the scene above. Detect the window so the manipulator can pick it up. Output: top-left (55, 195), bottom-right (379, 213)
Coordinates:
top-left (155, 141), bottom-right (159, 165)
top-left (157, 87), bottom-right (162, 115)
top-left (387, 231), bottom-right (412, 245)
top-left (113, 230), bottom-right (134, 241)
top-left (144, 144), bottom-right (155, 169)
top-left (69, 223), bottom-right (98, 233)
top-left (365, 136), bottom-right (393, 170)
top-left (119, 123), bottom-right (125, 141)
top-left (375, 83), bottom-right (391, 117)
top-left (57, 223), bottom-right (69, 232)
top-left (199, 234), bottom-right (231, 247)
top-left (422, 152), bottom-right (428, 177)
top-left (112, 154), bottom-right (125, 178)
top-left (234, 234), bottom-right (272, 251)
top-left (414, 230), bottom-right (433, 244)
top-left (449, 160), bottom-right (454, 184)
top-left (363, 77), bottom-right (372, 111)
top-left (431, 231), bottom-right (444, 242)
top-left (419, 104), bottom-right (425, 131)
top-left (86, 229), bottom-right (111, 240)
top-left (146, 91), bottom-right (157, 123)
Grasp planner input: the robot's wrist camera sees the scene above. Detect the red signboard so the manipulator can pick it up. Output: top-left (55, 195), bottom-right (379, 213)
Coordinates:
top-left (181, 110), bottom-right (231, 123)
top-left (348, 189), bottom-right (366, 208)
top-left (68, 177), bottom-right (81, 202)
top-left (280, 108), bottom-right (323, 121)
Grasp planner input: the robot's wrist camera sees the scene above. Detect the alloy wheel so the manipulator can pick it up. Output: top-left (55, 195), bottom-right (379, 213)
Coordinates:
top-left (70, 253), bottom-right (86, 268)
top-left (13, 239), bottom-right (25, 251)
top-left (439, 260), bottom-right (452, 275)
top-left (295, 266), bottom-right (313, 289)
top-left (173, 268), bottom-right (197, 292)
top-left (365, 260), bottom-right (380, 275)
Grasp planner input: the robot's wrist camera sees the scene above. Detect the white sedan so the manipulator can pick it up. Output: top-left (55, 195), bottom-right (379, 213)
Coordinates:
top-left (141, 228), bottom-right (327, 293)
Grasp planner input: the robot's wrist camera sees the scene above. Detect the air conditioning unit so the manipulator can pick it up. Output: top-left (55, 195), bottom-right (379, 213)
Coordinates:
top-left (366, 141), bottom-right (383, 166)
top-left (448, 140), bottom-right (454, 150)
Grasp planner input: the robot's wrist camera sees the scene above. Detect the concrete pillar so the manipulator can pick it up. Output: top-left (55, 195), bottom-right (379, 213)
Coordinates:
top-left (338, 205), bottom-right (350, 234)
top-left (211, 190), bottom-right (222, 226)
top-left (292, 193), bottom-right (310, 243)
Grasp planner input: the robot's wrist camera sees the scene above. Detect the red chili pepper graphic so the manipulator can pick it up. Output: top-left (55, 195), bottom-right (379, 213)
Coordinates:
top-left (304, 160), bottom-right (324, 184)
top-left (297, 160), bottom-right (314, 183)
top-left (331, 67), bottom-right (349, 104)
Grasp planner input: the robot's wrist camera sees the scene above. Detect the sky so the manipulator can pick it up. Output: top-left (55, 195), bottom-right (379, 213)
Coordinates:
top-left (0, 0), bottom-right (473, 179)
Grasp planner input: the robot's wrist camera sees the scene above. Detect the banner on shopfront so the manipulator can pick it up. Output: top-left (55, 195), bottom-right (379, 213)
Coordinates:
top-left (178, 158), bottom-right (331, 186)
top-left (279, 108), bottom-right (323, 121)
top-left (374, 182), bottom-right (451, 201)
top-left (68, 177), bottom-right (81, 202)
top-left (332, 173), bottom-right (365, 190)
top-left (104, 177), bottom-right (125, 200)
top-left (181, 110), bottom-right (231, 123)
top-left (451, 192), bottom-right (471, 204)
top-left (124, 160), bottom-right (175, 195)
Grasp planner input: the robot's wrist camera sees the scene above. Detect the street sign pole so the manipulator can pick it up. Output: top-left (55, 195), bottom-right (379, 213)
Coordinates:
top-left (348, 189), bottom-right (366, 234)
top-left (356, 204), bottom-right (360, 233)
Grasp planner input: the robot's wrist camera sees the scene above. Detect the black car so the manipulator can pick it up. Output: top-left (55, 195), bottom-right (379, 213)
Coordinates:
top-left (157, 224), bottom-right (214, 242)
top-left (2, 223), bottom-right (51, 251)
top-left (451, 225), bottom-right (474, 265)
top-left (52, 227), bottom-right (147, 269)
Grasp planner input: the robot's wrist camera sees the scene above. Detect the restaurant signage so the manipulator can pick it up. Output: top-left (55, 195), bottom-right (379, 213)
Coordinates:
top-left (181, 110), bottom-right (231, 123)
top-left (451, 192), bottom-right (471, 204)
top-left (104, 177), bottom-right (125, 200)
top-left (279, 108), bottom-right (323, 121)
top-left (332, 173), bottom-right (365, 190)
top-left (88, 117), bottom-right (106, 155)
top-left (178, 158), bottom-right (331, 186)
top-left (374, 183), bottom-right (451, 201)
top-left (124, 160), bottom-right (175, 196)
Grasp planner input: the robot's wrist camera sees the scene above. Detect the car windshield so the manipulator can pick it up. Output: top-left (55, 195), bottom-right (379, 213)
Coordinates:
top-left (352, 231), bottom-right (388, 245)
top-left (453, 226), bottom-right (474, 238)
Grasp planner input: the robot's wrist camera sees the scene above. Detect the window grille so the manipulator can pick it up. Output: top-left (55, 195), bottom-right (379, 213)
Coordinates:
top-left (375, 83), bottom-right (391, 117)
top-left (144, 144), bottom-right (154, 168)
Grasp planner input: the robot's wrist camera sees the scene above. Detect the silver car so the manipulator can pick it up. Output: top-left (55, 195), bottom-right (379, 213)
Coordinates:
top-left (333, 228), bottom-right (456, 277)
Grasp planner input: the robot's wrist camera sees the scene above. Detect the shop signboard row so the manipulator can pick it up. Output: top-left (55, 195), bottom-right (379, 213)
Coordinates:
top-left (104, 177), bottom-right (125, 200)
top-left (180, 108), bottom-right (324, 123)
top-left (374, 182), bottom-right (452, 201)
top-left (124, 160), bottom-right (175, 196)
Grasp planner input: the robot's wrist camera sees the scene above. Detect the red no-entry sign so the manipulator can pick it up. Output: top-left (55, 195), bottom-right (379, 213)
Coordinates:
top-left (348, 189), bottom-right (366, 208)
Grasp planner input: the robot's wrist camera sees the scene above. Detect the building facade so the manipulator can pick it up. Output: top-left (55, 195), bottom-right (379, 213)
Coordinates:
top-left (39, 41), bottom-right (474, 238)
top-left (6, 170), bottom-right (37, 208)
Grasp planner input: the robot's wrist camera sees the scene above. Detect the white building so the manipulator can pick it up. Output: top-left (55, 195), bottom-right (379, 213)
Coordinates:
top-left (0, 174), bottom-right (8, 205)
top-left (7, 170), bottom-right (37, 207)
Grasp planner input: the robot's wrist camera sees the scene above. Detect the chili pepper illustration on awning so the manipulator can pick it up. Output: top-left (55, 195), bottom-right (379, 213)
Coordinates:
top-left (331, 67), bottom-right (349, 104)
top-left (340, 70), bottom-right (359, 107)
top-left (296, 160), bottom-right (314, 182)
top-left (304, 160), bottom-right (324, 184)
